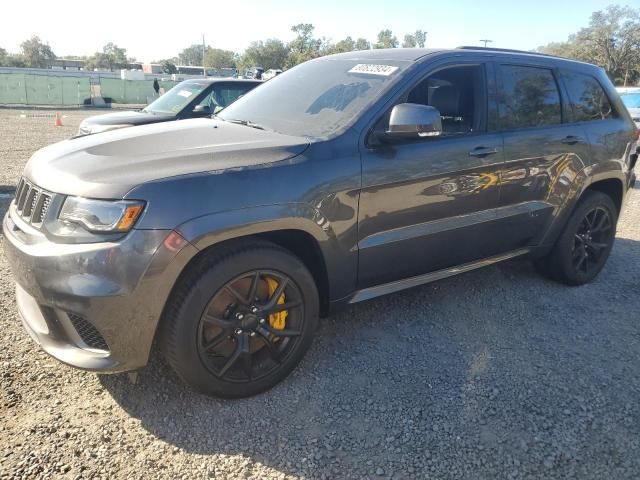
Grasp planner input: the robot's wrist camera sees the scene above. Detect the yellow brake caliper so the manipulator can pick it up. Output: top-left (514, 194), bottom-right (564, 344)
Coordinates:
top-left (265, 277), bottom-right (288, 330)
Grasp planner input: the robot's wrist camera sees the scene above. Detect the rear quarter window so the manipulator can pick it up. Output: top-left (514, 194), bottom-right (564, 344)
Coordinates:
top-left (561, 71), bottom-right (617, 122)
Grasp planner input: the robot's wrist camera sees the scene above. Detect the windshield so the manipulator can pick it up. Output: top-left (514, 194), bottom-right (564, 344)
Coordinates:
top-left (621, 92), bottom-right (640, 109)
top-left (219, 57), bottom-right (411, 138)
top-left (144, 82), bottom-right (209, 114)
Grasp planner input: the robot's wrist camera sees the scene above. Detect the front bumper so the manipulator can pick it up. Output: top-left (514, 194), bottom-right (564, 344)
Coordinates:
top-left (3, 207), bottom-right (198, 373)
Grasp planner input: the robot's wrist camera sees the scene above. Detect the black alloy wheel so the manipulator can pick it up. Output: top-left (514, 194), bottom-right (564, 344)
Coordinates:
top-left (571, 206), bottom-right (614, 275)
top-left (535, 190), bottom-right (617, 286)
top-left (162, 240), bottom-right (319, 398)
top-left (197, 270), bottom-right (304, 383)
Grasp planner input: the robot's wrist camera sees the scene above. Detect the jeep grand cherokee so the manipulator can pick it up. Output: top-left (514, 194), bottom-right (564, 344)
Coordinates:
top-left (4, 47), bottom-right (638, 398)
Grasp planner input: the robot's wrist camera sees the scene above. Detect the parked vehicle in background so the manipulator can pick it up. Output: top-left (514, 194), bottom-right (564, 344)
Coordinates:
top-left (617, 87), bottom-right (640, 128)
top-left (263, 69), bottom-right (283, 80)
top-left (76, 78), bottom-right (261, 137)
top-left (244, 67), bottom-right (264, 80)
top-left (4, 47), bottom-right (638, 398)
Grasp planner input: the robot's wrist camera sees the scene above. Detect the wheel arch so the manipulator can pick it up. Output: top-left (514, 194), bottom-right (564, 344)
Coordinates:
top-left (171, 204), bottom-right (347, 317)
top-left (536, 170), bottom-right (626, 254)
top-left (583, 177), bottom-right (624, 215)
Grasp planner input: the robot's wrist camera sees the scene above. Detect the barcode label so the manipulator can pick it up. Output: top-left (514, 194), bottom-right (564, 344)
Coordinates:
top-left (348, 64), bottom-right (399, 76)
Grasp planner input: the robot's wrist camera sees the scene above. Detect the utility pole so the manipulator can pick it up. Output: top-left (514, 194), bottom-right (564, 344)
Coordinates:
top-left (479, 39), bottom-right (493, 48)
top-left (202, 34), bottom-right (206, 76)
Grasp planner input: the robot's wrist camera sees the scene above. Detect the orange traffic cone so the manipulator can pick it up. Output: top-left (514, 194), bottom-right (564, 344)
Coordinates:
top-left (54, 112), bottom-right (63, 127)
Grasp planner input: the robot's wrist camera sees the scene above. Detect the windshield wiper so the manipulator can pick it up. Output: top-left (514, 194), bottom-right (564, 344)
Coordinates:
top-left (225, 118), bottom-right (266, 131)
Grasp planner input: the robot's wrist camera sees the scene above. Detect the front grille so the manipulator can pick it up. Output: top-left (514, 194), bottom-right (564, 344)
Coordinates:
top-left (13, 178), bottom-right (54, 228)
top-left (67, 313), bottom-right (109, 351)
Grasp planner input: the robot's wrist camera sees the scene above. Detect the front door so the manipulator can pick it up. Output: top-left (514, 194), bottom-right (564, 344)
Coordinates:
top-left (357, 62), bottom-right (506, 288)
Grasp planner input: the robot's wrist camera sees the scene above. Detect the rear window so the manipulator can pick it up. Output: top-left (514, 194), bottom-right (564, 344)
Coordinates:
top-left (561, 71), bottom-right (617, 122)
top-left (498, 65), bottom-right (562, 130)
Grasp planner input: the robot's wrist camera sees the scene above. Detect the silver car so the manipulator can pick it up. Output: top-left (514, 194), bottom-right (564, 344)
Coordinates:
top-left (617, 87), bottom-right (640, 128)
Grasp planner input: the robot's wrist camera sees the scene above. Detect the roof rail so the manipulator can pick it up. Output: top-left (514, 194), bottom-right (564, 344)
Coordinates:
top-left (456, 46), bottom-right (553, 57)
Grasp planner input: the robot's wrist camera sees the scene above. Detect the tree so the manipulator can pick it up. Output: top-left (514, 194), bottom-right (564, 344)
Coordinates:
top-left (414, 30), bottom-right (427, 48)
top-left (85, 43), bottom-right (128, 71)
top-left (0, 50), bottom-right (26, 67)
top-left (239, 39), bottom-right (289, 72)
top-left (539, 5), bottom-right (640, 85)
top-left (374, 30), bottom-right (398, 49)
top-left (204, 48), bottom-right (237, 70)
top-left (402, 34), bottom-right (416, 48)
top-left (161, 60), bottom-right (177, 74)
top-left (179, 44), bottom-right (205, 66)
top-left (332, 36), bottom-right (356, 54)
top-left (355, 38), bottom-right (371, 51)
top-left (20, 36), bottom-right (55, 68)
top-left (287, 23), bottom-right (322, 67)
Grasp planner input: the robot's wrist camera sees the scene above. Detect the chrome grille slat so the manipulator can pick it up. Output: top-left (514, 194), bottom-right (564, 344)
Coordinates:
top-left (31, 193), bottom-right (51, 225)
top-left (23, 188), bottom-right (39, 217)
top-left (16, 184), bottom-right (30, 212)
top-left (15, 178), bottom-right (25, 201)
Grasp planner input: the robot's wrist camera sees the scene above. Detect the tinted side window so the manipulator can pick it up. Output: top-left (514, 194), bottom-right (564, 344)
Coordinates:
top-left (498, 65), bottom-right (562, 130)
top-left (215, 85), bottom-right (254, 108)
top-left (561, 71), bottom-right (617, 122)
top-left (199, 85), bottom-right (254, 111)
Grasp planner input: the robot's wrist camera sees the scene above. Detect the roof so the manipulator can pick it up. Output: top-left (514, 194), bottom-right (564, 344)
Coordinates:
top-left (328, 48), bottom-right (445, 62)
top-left (326, 47), bottom-right (597, 69)
top-left (181, 78), bottom-right (261, 84)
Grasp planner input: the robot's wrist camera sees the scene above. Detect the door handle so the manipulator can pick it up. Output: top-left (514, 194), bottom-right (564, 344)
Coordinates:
top-left (561, 135), bottom-right (584, 145)
top-left (469, 146), bottom-right (499, 157)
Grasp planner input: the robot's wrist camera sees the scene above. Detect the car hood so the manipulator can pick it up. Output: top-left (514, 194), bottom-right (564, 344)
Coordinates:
top-left (24, 118), bottom-right (310, 198)
top-left (80, 110), bottom-right (175, 127)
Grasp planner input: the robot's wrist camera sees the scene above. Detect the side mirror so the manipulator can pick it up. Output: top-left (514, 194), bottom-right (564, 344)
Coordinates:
top-left (386, 103), bottom-right (442, 139)
top-left (192, 105), bottom-right (212, 117)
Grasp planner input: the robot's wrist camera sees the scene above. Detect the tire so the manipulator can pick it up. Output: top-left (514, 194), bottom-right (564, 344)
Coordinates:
top-left (535, 190), bottom-right (617, 286)
top-left (161, 239), bottom-right (319, 398)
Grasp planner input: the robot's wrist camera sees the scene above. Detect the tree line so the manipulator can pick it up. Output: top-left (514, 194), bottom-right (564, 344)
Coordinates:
top-left (537, 5), bottom-right (640, 86)
top-left (156, 25), bottom-right (426, 74)
top-left (0, 26), bottom-right (426, 74)
top-left (1, 5), bottom-right (638, 85)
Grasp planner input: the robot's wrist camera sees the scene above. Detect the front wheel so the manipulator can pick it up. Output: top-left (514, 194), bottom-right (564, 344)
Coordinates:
top-left (535, 190), bottom-right (617, 286)
top-left (162, 240), bottom-right (319, 398)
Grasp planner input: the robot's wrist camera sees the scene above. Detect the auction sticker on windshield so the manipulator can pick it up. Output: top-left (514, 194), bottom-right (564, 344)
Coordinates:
top-left (348, 64), bottom-right (399, 76)
top-left (177, 90), bottom-right (194, 98)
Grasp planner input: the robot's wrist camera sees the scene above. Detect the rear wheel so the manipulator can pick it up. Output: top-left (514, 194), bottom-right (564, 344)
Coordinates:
top-left (535, 190), bottom-right (617, 285)
top-left (162, 240), bottom-right (319, 398)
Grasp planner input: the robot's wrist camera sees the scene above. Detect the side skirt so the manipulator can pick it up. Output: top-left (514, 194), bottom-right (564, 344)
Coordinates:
top-left (344, 248), bottom-right (531, 305)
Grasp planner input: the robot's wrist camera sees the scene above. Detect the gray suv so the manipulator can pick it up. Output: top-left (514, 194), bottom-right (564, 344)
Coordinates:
top-left (4, 47), bottom-right (638, 398)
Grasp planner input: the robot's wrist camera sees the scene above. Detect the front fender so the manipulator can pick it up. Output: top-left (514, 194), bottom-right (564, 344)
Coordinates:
top-left (175, 203), bottom-right (358, 301)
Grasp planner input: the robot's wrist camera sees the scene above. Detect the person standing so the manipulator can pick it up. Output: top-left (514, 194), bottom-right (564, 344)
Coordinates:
top-left (153, 78), bottom-right (160, 96)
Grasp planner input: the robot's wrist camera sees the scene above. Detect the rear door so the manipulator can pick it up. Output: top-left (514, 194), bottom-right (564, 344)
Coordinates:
top-left (559, 69), bottom-right (633, 167)
top-left (495, 62), bottom-right (592, 250)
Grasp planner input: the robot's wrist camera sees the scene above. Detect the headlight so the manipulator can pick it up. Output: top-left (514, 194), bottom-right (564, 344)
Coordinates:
top-left (77, 123), bottom-right (133, 136)
top-left (59, 197), bottom-right (145, 233)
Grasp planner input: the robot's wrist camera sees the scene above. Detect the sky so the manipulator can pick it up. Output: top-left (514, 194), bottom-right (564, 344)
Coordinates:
top-left (2, 0), bottom-right (637, 62)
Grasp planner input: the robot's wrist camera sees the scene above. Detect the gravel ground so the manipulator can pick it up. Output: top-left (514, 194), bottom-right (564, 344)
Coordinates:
top-left (1, 108), bottom-right (640, 480)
